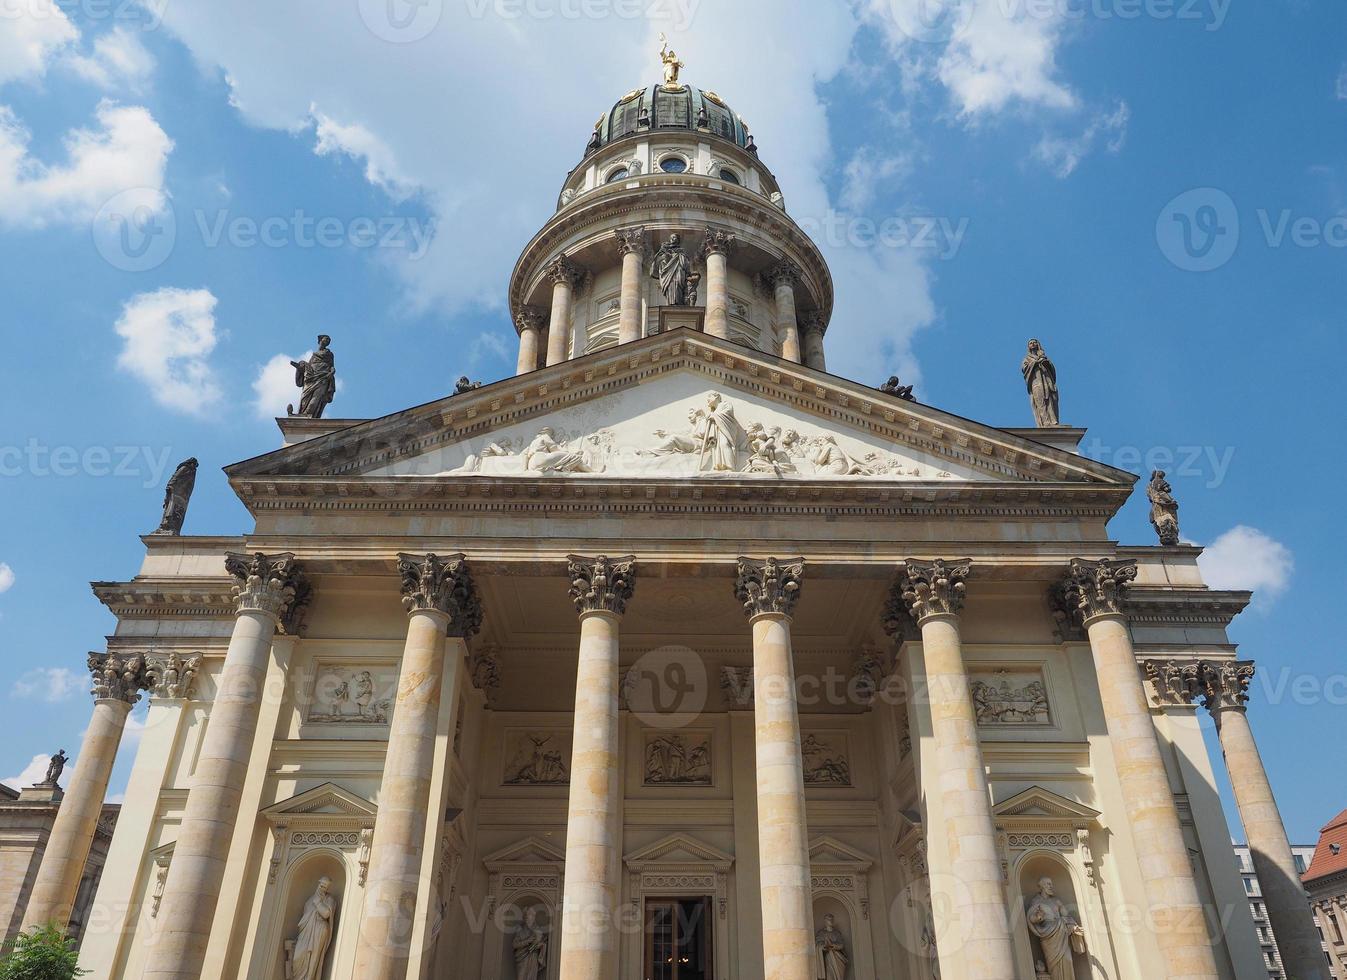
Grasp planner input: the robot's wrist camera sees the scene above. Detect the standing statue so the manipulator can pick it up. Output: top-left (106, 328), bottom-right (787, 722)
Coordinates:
top-left (154, 458), bottom-right (198, 535)
top-left (41, 750), bottom-right (68, 787)
top-left (696, 392), bottom-right (745, 472)
top-left (815, 913), bottom-right (849, 980)
top-left (285, 877), bottom-right (336, 980)
top-left (1026, 877), bottom-right (1085, 980)
top-left (1147, 470), bottom-right (1181, 545)
top-left (1022, 339), bottom-right (1061, 427)
top-left (512, 905), bottom-right (548, 980)
top-left (288, 335), bottom-right (337, 420)
top-left (658, 33), bottom-right (685, 87)
top-left (651, 234), bottom-right (693, 307)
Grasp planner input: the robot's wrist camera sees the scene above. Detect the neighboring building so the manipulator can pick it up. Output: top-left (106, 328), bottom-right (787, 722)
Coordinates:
top-left (1, 777), bottom-right (118, 948)
top-left (1305, 809), bottom-right (1347, 979)
top-left (18, 51), bottom-right (1325, 980)
top-left (1234, 843), bottom-right (1334, 978)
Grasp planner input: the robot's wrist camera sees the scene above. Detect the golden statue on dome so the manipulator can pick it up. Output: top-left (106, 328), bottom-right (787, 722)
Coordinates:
top-left (659, 33), bottom-right (685, 88)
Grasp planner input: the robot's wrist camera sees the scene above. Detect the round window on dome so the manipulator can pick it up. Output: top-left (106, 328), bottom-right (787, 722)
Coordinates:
top-left (606, 167), bottom-right (629, 183)
top-left (719, 168), bottom-right (741, 185)
top-left (660, 157), bottom-right (688, 174)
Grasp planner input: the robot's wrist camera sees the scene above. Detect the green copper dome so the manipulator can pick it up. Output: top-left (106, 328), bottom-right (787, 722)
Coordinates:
top-left (587, 84), bottom-right (755, 156)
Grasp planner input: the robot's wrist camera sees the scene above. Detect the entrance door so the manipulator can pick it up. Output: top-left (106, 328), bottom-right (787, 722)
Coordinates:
top-left (643, 897), bottom-right (713, 980)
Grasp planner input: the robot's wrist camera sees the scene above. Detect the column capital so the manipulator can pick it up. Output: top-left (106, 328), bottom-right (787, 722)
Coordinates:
top-left (567, 555), bottom-right (636, 616)
top-left (1142, 659), bottom-right (1201, 707)
top-left (701, 228), bottom-right (736, 258)
top-left (800, 311), bottom-right (827, 335)
top-left (145, 652), bottom-right (203, 701)
top-left (1196, 660), bottom-right (1255, 713)
top-left (1052, 558), bottom-right (1138, 632)
top-left (514, 305), bottom-right (545, 333)
top-left (225, 552), bottom-right (309, 631)
top-left (765, 259), bottom-right (802, 288)
top-left (397, 553), bottom-right (483, 638)
top-left (614, 226), bottom-right (648, 257)
top-left (881, 582), bottom-right (920, 641)
top-left (896, 559), bottom-right (971, 623)
top-left (86, 651), bottom-right (151, 706)
top-left (735, 556), bottom-right (804, 619)
top-left (545, 254), bottom-right (585, 286)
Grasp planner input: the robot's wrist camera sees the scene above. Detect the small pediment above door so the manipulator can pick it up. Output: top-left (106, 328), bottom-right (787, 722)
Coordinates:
top-left (625, 833), bottom-right (735, 872)
top-left (994, 786), bottom-right (1100, 821)
top-left (261, 782), bottom-right (377, 821)
top-left (482, 836), bottom-right (567, 871)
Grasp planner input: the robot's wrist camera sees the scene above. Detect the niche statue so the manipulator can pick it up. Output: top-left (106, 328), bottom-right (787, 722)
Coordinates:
top-left (512, 906), bottom-right (547, 980)
top-left (288, 335), bottom-right (337, 420)
top-left (154, 457), bottom-right (198, 535)
top-left (1026, 877), bottom-right (1085, 980)
top-left (284, 877), bottom-right (336, 980)
top-left (651, 234), bottom-right (694, 307)
top-left (815, 913), bottom-right (849, 980)
top-left (1022, 339), bottom-right (1061, 427)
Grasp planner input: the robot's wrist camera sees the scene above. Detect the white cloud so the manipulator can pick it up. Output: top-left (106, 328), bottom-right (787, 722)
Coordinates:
top-left (115, 288), bottom-right (223, 415)
top-left (65, 27), bottom-right (156, 91)
top-left (840, 145), bottom-right (915, 212)
top-left (0, 0), bottom-right (78, 86)
top-left (12, 667), bottom-right (83, 702)
top-left (252, 353), bottom-right (303, 420)
top-left (1198, 526), bottom-right (1295, 604)
top-left (1034, 100), bottom-right (1130, 178)
top-left (0, 99), bottom-right (173, 229)
top-left (0, 563), bottom-right (13, 593)
top-left (311, 106), bottom-right (417, 201)
top-left (2, 754), bottom-right (54, 792)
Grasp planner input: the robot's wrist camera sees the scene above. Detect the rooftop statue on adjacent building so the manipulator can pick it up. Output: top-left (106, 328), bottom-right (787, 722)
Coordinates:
top-left (651, 234), bottom-right (694, 307)
top-left (1022, 338), bottom-right (1061, 427)
top-left (881, 376), bottom-right (916, 401)
top-left (40, 749), bottom-right (67, 787)
top-left (153, 457), bottom-right (198, 535)
top-left (455, 376), bottom-right (482, 395)
top-left (288, 334), bottom-right (337, 420)
top-left (1147, 469), bottom-right (1181, 545)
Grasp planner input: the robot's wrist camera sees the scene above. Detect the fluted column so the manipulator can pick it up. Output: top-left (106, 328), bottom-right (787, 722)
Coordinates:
top-left (892, 560), bottom-right (1015, 977)
top-left (355, 554), bottom-right (481, 979)
top-left (515, 306), bottom-right (545, 375)
top-left (21, 654), bottom-right (151, 931)
top-left (702, 229), bottom-right (735, 340)
top-left (735, 557), bottom-right (813, 980)
top-left (558, 556), bottom-right (635, 980)
top-left (1198, 661), bottom-right (1327, 979)
top-left (145, 553), bottom-right (306, 980)
top-left (615, 227), bottom-right (647, 346)
top-left (545, 255), bottom-right (583, 366)
top-left (1055, 559), bottom-right (1218, 978)
top-left (768, 262), bottom-right (803, 363)
top-left (801, 313), bottom-right (827, 372)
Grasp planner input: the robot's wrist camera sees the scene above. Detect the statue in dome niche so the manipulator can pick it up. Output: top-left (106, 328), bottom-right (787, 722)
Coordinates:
top-left (1026, 877), bottom-right (1086, 980)
top-left (659, 33), bottom-right (684, 87)
top-left (1022, 338), bottom-right (1061, 427)
top-left (288, 334), bottom-right (337, 420)
top-left (651, 234), bottom-right (694, 306)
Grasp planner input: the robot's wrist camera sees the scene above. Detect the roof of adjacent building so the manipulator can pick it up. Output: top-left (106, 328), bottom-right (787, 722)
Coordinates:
top-left (1303, 808), bottom-right (1347, 885)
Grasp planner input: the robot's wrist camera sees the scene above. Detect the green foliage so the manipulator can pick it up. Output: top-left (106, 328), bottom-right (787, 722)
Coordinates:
top-left (0, 925), bottom-right (88, 980)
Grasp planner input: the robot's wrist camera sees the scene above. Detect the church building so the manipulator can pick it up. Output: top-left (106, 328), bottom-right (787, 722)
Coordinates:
top-left (21, 50), bottom-right (1327, 980)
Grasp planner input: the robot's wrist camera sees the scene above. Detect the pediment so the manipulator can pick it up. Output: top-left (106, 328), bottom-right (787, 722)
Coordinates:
top-left (809, 836), bottom-right (874, 870)
top-left (483, 836), bottom-right (567, 870)
top-left (227, 331), bottom-right (1132, 495)
top-left (625, 833), bottom-right (735, 870)
top-left (261, 782), bottom-right (377, 821)
top-left (994, 786), bottom-right (1100, 821)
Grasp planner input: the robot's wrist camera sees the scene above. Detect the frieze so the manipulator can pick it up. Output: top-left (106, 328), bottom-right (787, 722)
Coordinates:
top-left (643, 732), bottom-right (712, 786)
top-left (503, 731), bottom-right (571, 786)
top-left (801, 732), bottom-right (852, 787)
top-left (970, 671), bottom-right (1052, 726)
top-left (307, 665), bottom-right (396, 725)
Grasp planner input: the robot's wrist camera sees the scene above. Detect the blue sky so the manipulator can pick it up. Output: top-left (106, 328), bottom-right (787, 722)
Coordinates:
top-left (0, 0), bottom-right (1343, 842)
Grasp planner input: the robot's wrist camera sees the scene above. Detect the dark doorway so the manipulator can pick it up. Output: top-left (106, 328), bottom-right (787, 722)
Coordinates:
top-left (643, 897), bottom-right (713, 980)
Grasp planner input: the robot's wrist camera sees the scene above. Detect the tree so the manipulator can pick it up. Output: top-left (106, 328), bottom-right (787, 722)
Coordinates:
top-left (0, 926), bottom-right (88, 980)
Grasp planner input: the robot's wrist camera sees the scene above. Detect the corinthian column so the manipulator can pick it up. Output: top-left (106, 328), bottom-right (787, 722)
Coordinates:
top-left (1055, 559), bottom-right (1218, 978)
top-left (355, 554), bottom-right (481, 979)
top-left (145, 553), bottom-right (307, 980)
top-left (614, 227), bottom-right (647, 346)
top-left (22, 653), bottom-right (150, 931)
top-left (892, 560), bottom-right (1015, 977)
top-left (767, 262), bottom-right (803, 363)
top-left (558, 556), bottom-right (635, 980)
top-left (702, 229), bottom-right (735, 340)
top-left (735, 557), bottom-right (813, 980)
top-left (515, 306), bottom-right (545, 375)
top-left (545, 255), bottom-right (584, 366)
top-left (800, 313), bottom-right (827, 372)
top-left (1197, 661), bottom-right (1327, 980)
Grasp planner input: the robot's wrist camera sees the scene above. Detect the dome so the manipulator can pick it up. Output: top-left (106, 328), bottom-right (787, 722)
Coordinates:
top-left (586, 83), bottom-right (755, 156)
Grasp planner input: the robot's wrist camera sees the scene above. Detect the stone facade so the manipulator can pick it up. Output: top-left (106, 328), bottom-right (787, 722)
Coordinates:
top-left (1304, 809), bottom-right (1347, 980)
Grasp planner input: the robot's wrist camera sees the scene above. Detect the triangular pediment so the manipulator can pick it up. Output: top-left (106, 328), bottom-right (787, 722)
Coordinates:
top-left (227, 330), bottom-right (1132, 495)
top-left (809, 836), bottom-right (874, 870)
top-left (261, 782), bottom-right (377, 819)
top-left (482, 836), bottom-right (567, 870)
top-left (625, 833), bottom-right (735, 870)
top-left (994, 786), bottom-right (1100, 821)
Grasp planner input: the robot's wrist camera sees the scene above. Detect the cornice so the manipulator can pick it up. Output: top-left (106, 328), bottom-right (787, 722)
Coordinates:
top-left (1125, 588), bottom-right (1251, 628)
top-left (91, 579), bottom-right (236, 619)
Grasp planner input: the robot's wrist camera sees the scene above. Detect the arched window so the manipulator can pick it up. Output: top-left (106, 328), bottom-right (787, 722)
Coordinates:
top-left (606, 167), bottom-right (629, 183)
top-left (660, 157), bottom-right (688, 174)
top-left (719, 168), bottom-right (741, 185)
